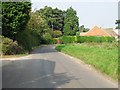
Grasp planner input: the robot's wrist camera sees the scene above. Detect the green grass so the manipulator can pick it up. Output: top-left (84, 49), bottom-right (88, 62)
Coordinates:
top-left (55, 42), bottom-right (118, 80)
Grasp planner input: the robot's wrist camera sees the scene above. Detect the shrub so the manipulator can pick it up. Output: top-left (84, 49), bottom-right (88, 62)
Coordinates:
top-left (55, 44), bottom-right (66, 51)
top-left (77, 36), bottom-right (115, 43)
top-left (1, 36), bottom-right (24, 55)
top-left (76, 31), bottom-right (80, 36)
top-left (42, 33), bottom-right (52, 44)
top-left (53, 30), bottom-right (62, 38)
top-left (16, 30), bottom-right (38, 52)
top-left (52, 38), bottom-right (58, 44)
top-left (60, 36), bottom-right (75, 44)
top-left (106, 37), bottom-right (115, 42)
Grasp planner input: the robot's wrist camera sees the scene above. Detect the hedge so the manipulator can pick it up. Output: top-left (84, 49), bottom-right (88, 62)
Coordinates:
top-left (59, 36), bottom-right (115, 44)
top-left (60, 36), bottom-right (76, 44)
top-left (77, 36), bottom-right (115, 43)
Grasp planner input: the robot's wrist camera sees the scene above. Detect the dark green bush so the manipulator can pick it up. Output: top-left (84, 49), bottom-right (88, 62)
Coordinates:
top-left (1, 36), bottom-right (25, 55)
top-left (60, 36), bottom-right (75, 44)
top-left (16, 30), bottom-right (41, 53)
top-left (16, 30), bottom-right (36, 52)
top-left (106, 37), bottom-right (115, 42)
top-left (77, 36), bottom-right (115, 43)
top-left (55, 44), bottom-right (66, 51)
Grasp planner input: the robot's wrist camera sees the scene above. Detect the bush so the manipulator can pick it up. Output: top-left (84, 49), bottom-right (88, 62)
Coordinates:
top-left (42, 33), bottom-right (52, 44)
top-left (1, 36), bottom-right (24, 55)
top-left (53, 30), bottom-right (62, 38)
top-left (76, 31), bottom-right (80, 36)
top-left (55, 44), bottom-right (66, 51)
top-left (52, 38), bottom-right (58, 44)
top-left (77, 36), bottom-right (115, 43)
top-left (60, 36), bottom-right (75, 44)
top-left (16, 30), bottom-right (39, 52)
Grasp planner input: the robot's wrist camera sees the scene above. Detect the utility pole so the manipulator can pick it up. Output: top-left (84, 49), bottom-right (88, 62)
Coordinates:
top-left (52, 23), bottom-right (53, 38)
top-left (51, 21), bottom-right (54, 44)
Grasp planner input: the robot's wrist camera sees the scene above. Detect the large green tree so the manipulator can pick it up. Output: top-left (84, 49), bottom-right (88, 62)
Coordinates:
top-left (2, 2), bottom-right (31, 40)
top-left (27, 12), bottom-right (52, 44)
top-left (63, 7), bottom-right (79, 35)
top-left (36, 6), bottom-right (65, 32)
top-left (27, 12), bottom-right (49, 37)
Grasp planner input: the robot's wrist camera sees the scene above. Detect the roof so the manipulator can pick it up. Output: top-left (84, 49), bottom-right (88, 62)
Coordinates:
top-left (80, 26), bottom-right (118, 37)
top-left (104, 28), bottom-right (118, 37)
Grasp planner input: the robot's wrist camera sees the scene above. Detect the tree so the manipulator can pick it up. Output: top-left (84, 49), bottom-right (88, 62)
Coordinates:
top-left (36, 6), bottom-right (65, 32)
top-left (63, 7), bottom-right (79, 35)
top-left (115, 20), bottom-right (120, 29)
top-left (27, 12), bottom-right (51, 45)
top-left (79, 25), bottom-right (89, 32)
top-left (2, 2), bottom-right (31, 40)
top-left (27, 12), bottom-right (49, 36)
top-left (63, 22), bottom-right (71, 35)
top-left (53, 30), bottom-right (62, 38)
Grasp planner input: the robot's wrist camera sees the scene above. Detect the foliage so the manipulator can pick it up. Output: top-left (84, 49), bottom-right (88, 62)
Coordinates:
top-left (76, 31), bottom-right (80, 36)
top-left (77, 36), bottom-right (115, 43)
top-left (16, 30), bottom-right (39, 52)
top-left (2, 2), bottom-right (31, 40)
top-left (52, 38), bottom-right (58, 44)
top-left (36, 6), bottom-right (65, 32)
top-left (55, 44), bottom-right (66, 51)
top-left (53, 30), bottom-right (62, 38)
top-left (1, 36), bottom-right (25, 55)
top-left (60, 36), bottom-right (75, 44)
top-left (55, 43), bottom-right (118, 79)
top-left (42, 33), bottom-right (52, 44)
top-left (58, 36), bottom-right (115, 44)
top-left (27, 12), bottom-right (49, 38)
top-left (115, 19), bottom-right (120, 29)
top-left (63, 7), bottom-right (79, 35)
top-left (79, 25), bottom-right (89, 32)
top-left (16, 11), bottom-right (50, 52)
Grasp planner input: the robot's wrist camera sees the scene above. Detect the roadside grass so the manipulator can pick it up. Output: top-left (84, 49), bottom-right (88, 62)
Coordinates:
top-left (55, 42), bottom-right (118, 80)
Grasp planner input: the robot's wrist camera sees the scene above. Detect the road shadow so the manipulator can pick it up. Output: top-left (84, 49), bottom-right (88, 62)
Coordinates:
top-left (2, 59), bottom-right (77, 88)
top-left (31, 45), bottom-right (58, 54)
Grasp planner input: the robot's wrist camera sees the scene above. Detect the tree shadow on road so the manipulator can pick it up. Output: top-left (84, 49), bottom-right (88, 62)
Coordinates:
top-left (2, 59), bottom-right (77, 88)
top-left (31, 45), bottom-right (58, 54)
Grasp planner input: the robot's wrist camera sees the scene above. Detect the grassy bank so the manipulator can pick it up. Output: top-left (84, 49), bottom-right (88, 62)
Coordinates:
top-left (55, 42), bottom-right (118, 80)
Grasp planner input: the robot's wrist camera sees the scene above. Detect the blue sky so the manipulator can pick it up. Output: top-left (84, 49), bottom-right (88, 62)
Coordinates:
top-left (31, 0), bottom-right (118, 29)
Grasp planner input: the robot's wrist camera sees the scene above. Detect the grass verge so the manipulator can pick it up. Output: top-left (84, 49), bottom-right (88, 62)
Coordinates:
top-left (55, 42), bottom-right (118, 80)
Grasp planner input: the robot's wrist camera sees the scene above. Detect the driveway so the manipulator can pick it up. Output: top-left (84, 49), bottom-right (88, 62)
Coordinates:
top-left (2, 45), bottom-right (118, 88)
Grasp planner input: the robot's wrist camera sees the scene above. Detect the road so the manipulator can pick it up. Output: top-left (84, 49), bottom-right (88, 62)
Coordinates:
top-left (2, 45), bottom-right (118, 88)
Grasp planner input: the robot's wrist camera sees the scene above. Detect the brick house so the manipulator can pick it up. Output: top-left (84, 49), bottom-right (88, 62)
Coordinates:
top-left (80, 26), bottom-right (118, 37)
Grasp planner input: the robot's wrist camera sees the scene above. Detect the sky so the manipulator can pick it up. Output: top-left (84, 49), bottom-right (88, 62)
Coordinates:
top-left (31, 0), bottom-right (119, 29)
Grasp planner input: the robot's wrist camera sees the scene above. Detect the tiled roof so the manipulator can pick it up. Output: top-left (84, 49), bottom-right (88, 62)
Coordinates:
top-left (104, 29), bottom-right (118, 36)
top-left (80, 26), bottom-right (117, 37)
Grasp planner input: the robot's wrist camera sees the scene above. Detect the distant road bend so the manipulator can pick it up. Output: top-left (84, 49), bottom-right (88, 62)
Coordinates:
top-left (2, 45), bottom-right (118, 88)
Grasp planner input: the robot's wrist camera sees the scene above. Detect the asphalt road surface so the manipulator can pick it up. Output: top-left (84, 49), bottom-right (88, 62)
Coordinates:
top-left (2, 45), bottom-right (118, 88)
